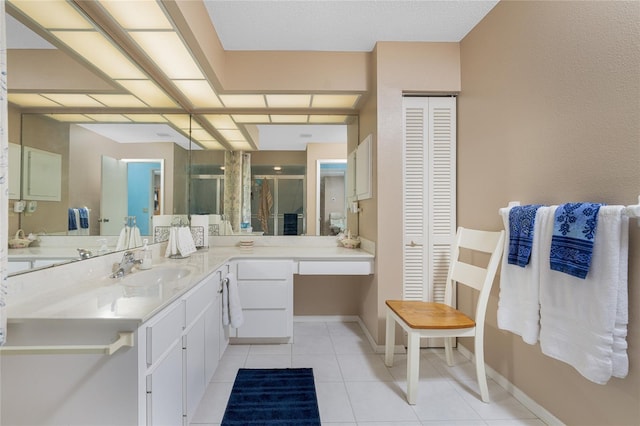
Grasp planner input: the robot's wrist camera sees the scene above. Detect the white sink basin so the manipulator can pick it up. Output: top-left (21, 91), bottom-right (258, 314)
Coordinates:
top-left (116, 266), bottom-right (193, 287)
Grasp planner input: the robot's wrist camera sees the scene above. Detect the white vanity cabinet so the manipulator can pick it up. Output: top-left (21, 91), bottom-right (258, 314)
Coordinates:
top-left (233, 260), bottom-right (293, 341)
top-left (141, 264), bottom-right (229, 425)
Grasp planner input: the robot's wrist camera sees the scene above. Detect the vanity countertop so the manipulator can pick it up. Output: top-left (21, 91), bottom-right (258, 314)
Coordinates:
top-left (6, 244), bottom-right (374, 323)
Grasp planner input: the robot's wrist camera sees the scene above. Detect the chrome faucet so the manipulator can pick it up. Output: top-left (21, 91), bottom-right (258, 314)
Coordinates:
top-left (77, 248), bottom-right (92, 260)
top-left (111, 250), bottom-right (142, 278)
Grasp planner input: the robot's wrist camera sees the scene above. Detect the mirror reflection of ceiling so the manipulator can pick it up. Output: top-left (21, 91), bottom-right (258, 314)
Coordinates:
top-left (5, 0), bottom-right (498, 151)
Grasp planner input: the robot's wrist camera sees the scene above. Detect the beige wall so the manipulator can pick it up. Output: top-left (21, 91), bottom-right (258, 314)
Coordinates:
top-left (19, 115), bottom-right (70, 235)
top-left (365, 42), bottom-right (462, 342)
top-left (458, 2), bottom-right (640, 425)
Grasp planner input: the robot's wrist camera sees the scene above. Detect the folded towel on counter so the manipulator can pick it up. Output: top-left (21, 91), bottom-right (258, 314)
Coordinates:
top-left (498, 205), bottom-right (549, 344)
top-left (178, 226), bottom-right (197, 256)
top-left (128, 225), bottom-right (143, 249)
top-left (508, 205), bottom-right (543, 267)
top-left (68, 208), bottom-right (78, 231)
top-left (164, 226), bottom-right (197, 257)
top-left (550, 202), bottom-right (603, 279)
top-left (190, 215), bottom-right (209, 247)
top-left (539, 205), bottom-right (629, 384)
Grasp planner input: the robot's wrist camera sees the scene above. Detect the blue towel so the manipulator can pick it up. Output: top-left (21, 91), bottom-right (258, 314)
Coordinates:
top-left (508, 204), bottom-right (543, 267)
top-left (79, 207), bottom-right (89, 229)
top-left (550, 202), bottom-right (603, 279)
top-left (68, 208), bottom-right (77, 231)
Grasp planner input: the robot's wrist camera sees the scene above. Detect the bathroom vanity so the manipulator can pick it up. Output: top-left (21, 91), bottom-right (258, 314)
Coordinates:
top-left (1, 238), bottom-right (374, 426)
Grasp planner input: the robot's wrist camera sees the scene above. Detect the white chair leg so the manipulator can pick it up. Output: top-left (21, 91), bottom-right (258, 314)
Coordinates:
top-left (406, 331), bottom-right (420, 405)
top-left (444, 337), bottom-right (454, 366)
top-left (475, 334), bottom-right (490, 403)
top-left (384, 308), bottom-right (395, 367)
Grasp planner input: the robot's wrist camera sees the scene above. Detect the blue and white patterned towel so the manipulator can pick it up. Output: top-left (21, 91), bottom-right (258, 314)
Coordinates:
top-left (68, 208), bottom-right (77, 231)
top-left (78, 207), bottom-right (89, 229)
top-left (508, 204), bottom-right (543, 267)
top-left (550, 202), bottom-right (603, 279)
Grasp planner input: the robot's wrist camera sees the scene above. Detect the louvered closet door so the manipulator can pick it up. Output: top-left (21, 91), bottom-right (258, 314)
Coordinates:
top-left (402, 96), bottom-right (456, 306)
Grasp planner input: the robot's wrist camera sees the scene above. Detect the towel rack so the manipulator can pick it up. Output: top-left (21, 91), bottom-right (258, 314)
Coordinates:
top-left (0, 332), bottom-right (134, 356)
top-left (500, 197), bottom-right (640, 225)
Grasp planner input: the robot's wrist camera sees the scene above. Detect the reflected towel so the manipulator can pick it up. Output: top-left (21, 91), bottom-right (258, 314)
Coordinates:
top-left (550, 202), bottom-right (603, 279)
top-left (116, 226), bottom-right (129, 252)
top-left (164, 227), bottom-right (177, 257)
top-left (68, 209), bottom-right (78, 231)
top-left (178, 226), bottom-right (197, 256)
top-left (498, 206), bottom-right (549, 344)
top-left (539, 206), bottom-right (629, 384)
top-left (78, 207), bottom-right (89, 229)
top-left (128, 226), bottom-right (142, 249)
top-left (258, 179), bottom-right (273, 234)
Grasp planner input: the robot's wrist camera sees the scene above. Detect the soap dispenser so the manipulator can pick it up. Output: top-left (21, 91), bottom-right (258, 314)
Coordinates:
top-left (140, 239), bottom-right (152, 270)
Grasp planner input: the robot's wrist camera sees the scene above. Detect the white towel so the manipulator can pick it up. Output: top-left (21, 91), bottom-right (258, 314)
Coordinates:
top-left (177, 226), bottom-right (197, 256)
top-left (222, 276), bottom-right (230, 326)
top-left (116, 226), bottom-right (129, 251)
top-left (497, 206), bottom-right (549, 344)
top-left (164, 227), bottom-right (177, 257)
top-left (539, 205), bottom-right (629, 384)
top-left (190, 215), bottom-right (209, 247)
top-left (128, 226), bottom-right (142, 249)
top-left (226, 272), bottom-right (244, 328)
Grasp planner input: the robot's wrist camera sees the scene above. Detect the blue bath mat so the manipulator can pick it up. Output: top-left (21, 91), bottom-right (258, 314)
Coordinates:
top-left (221, 368), bottom-right (320, 425)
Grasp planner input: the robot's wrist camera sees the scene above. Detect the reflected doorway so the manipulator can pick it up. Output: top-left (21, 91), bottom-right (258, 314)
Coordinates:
top-left (251, 175), bottom-right (305, 236)
top-left (100, 156), bottom-right (164, 236)
top-left (190, 175), bottom-right (224, 215)
top-left (316, 160), bottom-right (347, 236)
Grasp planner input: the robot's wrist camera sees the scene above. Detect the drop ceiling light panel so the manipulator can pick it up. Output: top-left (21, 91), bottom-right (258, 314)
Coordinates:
top-left (265, 94), bottom-right (311, 108)
top-left (9, 0), bottom-right (94, 30)
top-left (173, 80), bottom-right (223, 108)
top-left (202, 114), bottom-right (237, 129)
top-left (42, 93), bottom-right (104, 107)
top-left (89, 94), bottom-right (147, 108)
top-left (311, 94), bottom-right (359, 109)
top-left (124, 114), bottom-right (168, 123)
top-left (129, 32), bottom-right (204, 80)
top-left (117, 80), bottom-right (178, 108)
top-left (8, 94), bottom-right (61, 107)
top-left (98, 1), bottom-right (173, 30)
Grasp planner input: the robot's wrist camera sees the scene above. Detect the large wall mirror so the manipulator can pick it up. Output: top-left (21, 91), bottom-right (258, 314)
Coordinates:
top-left (5, 1), bottom-right (363, 275)
top-left (8, 109), bottom-right (358, 274)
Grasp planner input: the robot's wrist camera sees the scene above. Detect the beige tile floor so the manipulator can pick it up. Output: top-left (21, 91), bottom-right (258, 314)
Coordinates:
top-left (190, 321), bottom-right (547, 425)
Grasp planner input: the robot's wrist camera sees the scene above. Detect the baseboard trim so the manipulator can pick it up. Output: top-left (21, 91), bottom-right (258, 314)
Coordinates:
top-left (456, 344), bottom-right (564, 426)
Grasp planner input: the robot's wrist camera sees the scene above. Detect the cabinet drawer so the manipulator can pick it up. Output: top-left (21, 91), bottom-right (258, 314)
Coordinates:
top-left (184, 277), bottom-right (215, 326)
top-left (146, 302), bottom-right (185, 366)
top-left (236, 260), bottom-right (291, 280)
top-left (238, 281), bottom-right (288, 309)
top-left (236, 310), bottom-right (289, 338)
top-left (298, 260), bottom-right (372, 275)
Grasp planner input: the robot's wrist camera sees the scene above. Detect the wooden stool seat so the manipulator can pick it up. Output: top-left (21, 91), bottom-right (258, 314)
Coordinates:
top-left (385, 300), bottom-right (475, 329)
